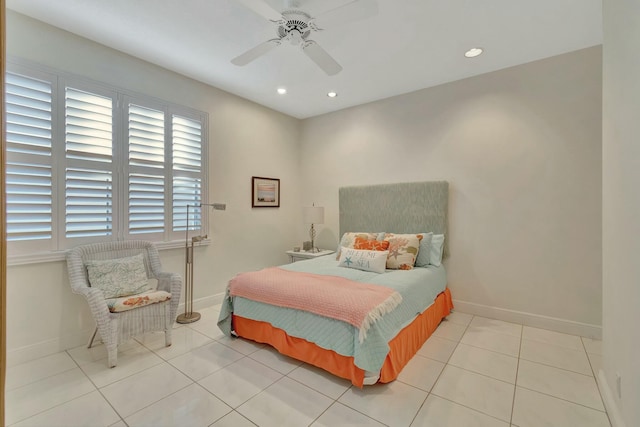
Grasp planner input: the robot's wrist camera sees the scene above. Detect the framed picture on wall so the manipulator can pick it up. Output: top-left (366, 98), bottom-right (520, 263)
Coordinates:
top-left (252, 176), bottom-right (280, 208)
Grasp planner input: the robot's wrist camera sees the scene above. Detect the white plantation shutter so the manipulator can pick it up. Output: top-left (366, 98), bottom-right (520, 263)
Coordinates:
top-left (129, 104), bottom-right (164, 168)
top-left (5, 72), bottom-right (54, 247)
top-left (127, 103), bottom-right (165, 236)
top-left (172, 176), bottom-right (202, 231)
top-left (64, 87), bottom-right (114, 239)
top-left (5, 63), bottom-right (208, 261)
top-left (64, 168), bottom-right (113, 238)
top-left (172, 114), bottom-right (203, 233)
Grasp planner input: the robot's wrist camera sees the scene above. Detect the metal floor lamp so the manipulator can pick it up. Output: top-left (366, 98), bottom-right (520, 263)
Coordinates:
top-left (176, 202), bottom-right (225, 324)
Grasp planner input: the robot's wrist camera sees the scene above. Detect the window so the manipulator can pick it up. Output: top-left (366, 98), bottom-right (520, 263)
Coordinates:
top-left (5, 63), bottom-right (208, 261)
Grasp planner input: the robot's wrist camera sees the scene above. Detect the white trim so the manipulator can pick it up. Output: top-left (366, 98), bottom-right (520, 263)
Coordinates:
top-left (597, 369), bottom-right (626, 427)
top-left (6, 327), bottom-right (94, 368)
top-left (7, 250), bottom-right (69, 266)
top-left (7, 238), bottom-right (211, 266)
top-left (452, 299), bottom-right (602, 339)
top-left (181, 291), bottom-right (225, 314)
top-left (6, 291), bottom-right (226, 366)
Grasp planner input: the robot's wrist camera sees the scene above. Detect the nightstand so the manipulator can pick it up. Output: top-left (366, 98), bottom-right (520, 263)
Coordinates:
top-left (286, 249), bottom-right (335, 263)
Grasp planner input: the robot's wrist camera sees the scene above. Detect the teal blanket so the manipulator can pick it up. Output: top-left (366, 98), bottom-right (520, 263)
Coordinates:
top-left (218, 256), bottom-right (446, 373)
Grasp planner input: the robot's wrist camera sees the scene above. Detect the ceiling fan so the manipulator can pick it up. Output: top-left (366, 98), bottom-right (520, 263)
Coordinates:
top-left (231, 0), bottom-right (378, 76)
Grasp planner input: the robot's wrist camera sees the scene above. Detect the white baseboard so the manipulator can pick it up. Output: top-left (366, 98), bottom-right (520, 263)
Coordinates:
top-left (6, 328), bottom-right (93, 368)
top-left (452, 299), bottom-right (602, 339)
top-left (597, 369), bottom-right (626, 427)
top-left (191, 292), bottom-right (225, 312)
top-left (7, 292), bottom-right (227, 367)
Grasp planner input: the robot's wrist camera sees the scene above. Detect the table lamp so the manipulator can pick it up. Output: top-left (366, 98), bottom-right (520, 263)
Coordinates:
top-left (303, 204), bottom-right (324, 253)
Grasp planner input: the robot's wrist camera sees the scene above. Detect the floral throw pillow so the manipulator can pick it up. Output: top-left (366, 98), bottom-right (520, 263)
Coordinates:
top-left (354, 236), bottom-right (390, 251)
top-left (383, 233), bottom-right (423, 270)
top-left (335, 232), bottom-right (383, 260)
top-left (86, 253), bottom-right (150, 298)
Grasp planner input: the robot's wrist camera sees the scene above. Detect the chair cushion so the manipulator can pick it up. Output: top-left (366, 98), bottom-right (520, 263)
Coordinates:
top-left (86, 253), bottom-right (150, 298)
top-left (105, 290), bottom-right (171, 313)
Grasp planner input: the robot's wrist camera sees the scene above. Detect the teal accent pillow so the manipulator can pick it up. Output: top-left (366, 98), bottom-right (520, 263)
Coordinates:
top-left (86, 253), bottom-right (150, 298)
top-left (430, 234), bottom-right (445, 266)
top-left (415, 232), bottom-right (434, 267)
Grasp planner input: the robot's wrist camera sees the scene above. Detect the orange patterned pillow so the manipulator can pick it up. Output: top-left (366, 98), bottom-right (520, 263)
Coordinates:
top-left (354, 236), bottom-right (390, 251)
top-left (383, 233), bottom-right (424, 270)
top-left (335, 232), bottom-right (381, 260)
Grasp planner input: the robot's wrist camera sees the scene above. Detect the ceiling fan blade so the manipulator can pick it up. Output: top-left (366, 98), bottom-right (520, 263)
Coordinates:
top-left (311, 0), bottom-right (378, 30)
top-left (231, 39), bottom-right (281, 66)
top-left (302, 40), bottom-right (343, 76)
top-left (234, 0), bottom-right (284, 22)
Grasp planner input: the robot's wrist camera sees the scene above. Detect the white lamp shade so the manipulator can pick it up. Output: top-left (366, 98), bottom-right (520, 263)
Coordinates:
top-left (303, 206), bottom-right (324, 224)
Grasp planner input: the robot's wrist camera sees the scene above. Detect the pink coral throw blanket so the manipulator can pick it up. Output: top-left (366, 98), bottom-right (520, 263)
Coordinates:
top-left (229, 267), bottom-right (402, 343)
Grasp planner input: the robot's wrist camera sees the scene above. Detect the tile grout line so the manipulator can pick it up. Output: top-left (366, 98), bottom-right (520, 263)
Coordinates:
top-left (406, 313), bottom-right (474, 427)
top-left (7, 348), bottom-right (122, 426)
top-left (427, 394), bottom-right (514, 426)
top-left (69, 348), bottom-right (129, 426)
top-left (517, 354), bottom-right (595, 376)
top-left (275, 372), bottom-right (347, 425)
top-left (118, 380), bottom-right (196, 424)
top-left (440, 362), bottom-right (517, 386)
top-left (518, 357), bottom-right (601, 378)
top-left (580, 336), bottom-right (614, 427)
top-left (284, 370), bottom-right (350, 401)
top-left (453, 340), bottom-right (520, 359)
top-left (515, 384), bottom-right (607, 413)
top-left (521, 335), bottom-right (591, 352)
top-left (219, 410), bottom-right (258, 427)
top-left (427, 314), bottom-right (531, 424)
top-left (509, 323), bottom-right (524, 426)
top-left (3, 356), bottom-right (78, 393)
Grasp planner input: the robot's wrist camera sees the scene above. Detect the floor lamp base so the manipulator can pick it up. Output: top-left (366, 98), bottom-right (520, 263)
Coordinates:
top-left (176, 312), bottom-right (201, 324)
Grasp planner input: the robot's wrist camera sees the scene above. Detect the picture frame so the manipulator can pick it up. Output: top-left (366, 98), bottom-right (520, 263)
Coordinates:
top-left (252, 176), bottom-right (280, 208)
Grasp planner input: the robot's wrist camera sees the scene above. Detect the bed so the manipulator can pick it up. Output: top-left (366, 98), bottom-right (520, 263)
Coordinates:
top-left (217, 181), bottom-right (452, 387)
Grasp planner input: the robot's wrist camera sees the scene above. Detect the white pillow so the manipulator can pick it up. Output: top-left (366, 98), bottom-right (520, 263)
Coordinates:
top-left (415, 232), bottom-right (434, 267)
top-left (430, 234), bottom-right (445, 267)
top-left (338, 247), bottom-right (388, 274)
top-left (86, 253), bottom-right (150, 298)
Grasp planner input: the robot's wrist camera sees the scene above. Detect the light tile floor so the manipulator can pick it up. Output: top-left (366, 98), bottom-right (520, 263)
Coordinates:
top-left (5, 306), bottom-right (611, 427)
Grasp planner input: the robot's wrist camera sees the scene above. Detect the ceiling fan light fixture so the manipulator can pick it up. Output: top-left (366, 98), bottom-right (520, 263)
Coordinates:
top-left (231, 0), bottom-right (379, 75)
top-left (327, 91), bottom-right (338, 98)
top-left (464, 47), bottom-right (483, 58)
top-left (277, 87), bottom-right (287, 95)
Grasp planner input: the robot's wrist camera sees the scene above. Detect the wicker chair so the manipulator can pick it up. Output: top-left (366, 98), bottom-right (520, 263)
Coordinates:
top-left (66, 240), bottom-right (182, 367)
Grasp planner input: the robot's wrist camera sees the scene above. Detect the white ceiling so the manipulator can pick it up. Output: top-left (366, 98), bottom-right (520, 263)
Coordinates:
top-left (7, 0), bottom-right (602, 119)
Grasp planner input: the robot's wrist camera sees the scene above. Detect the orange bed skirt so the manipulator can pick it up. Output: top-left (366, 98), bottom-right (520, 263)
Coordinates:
top-left (233, 287), bottom-right (453, 387)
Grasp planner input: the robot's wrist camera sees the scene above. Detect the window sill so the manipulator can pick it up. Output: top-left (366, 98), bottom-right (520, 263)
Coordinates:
top-left (7, 239), bottom-right (211, 267)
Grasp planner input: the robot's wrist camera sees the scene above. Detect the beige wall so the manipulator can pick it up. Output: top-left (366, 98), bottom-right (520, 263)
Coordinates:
top-left (602, 0), bottom-right (640, 425)
top-left (301, 47), bottom-right (603, 330)
top-left (6, 11), bottom-right (302, 363)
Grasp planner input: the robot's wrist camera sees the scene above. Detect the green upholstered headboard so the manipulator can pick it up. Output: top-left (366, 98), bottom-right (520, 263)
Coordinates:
top-left (339, 181), bottom-right (449, 258)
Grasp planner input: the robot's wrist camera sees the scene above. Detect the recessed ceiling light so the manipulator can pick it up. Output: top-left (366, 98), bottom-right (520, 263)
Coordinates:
top-left (327, 91), bottom-right (338, 98)
top-left (277, 87), bottom-right (287, 95)
top-left (464, 47), bottom-right (483, 58)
